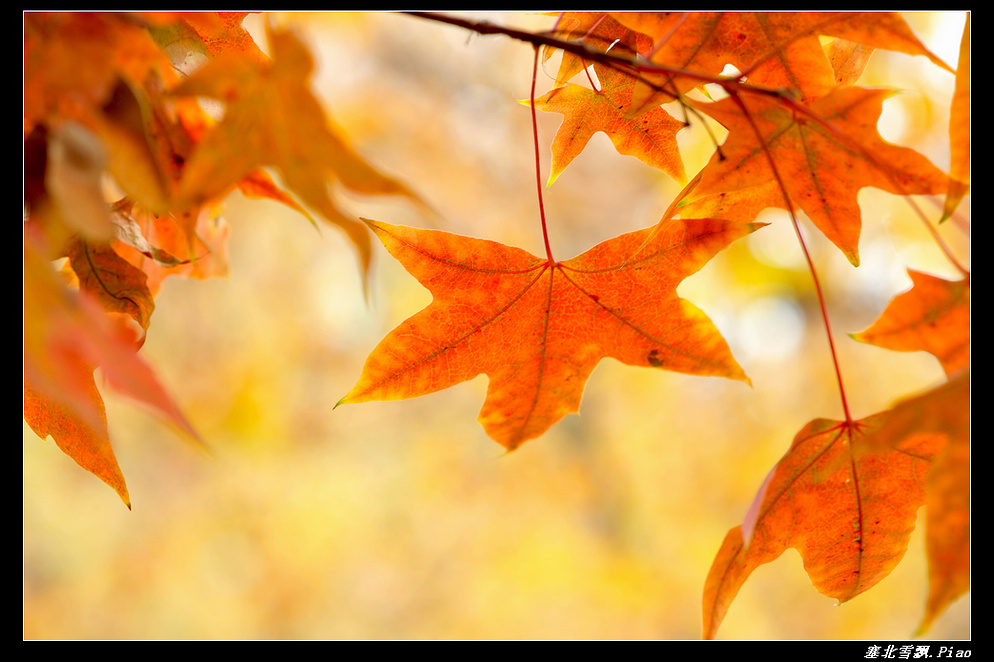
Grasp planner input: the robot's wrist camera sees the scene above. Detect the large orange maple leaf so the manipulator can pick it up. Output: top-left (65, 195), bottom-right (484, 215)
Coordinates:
top-left (339, 217), bottom-right (759, 449)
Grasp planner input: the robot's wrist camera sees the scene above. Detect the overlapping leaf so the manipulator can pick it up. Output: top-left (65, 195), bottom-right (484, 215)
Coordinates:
top-left (854, 372), bottom-right (970, 636)
top-left (172, 22), bottom-right (421, 273)
top-left (107, 200), bottom-right (231, 297)
top-left (703, 372), bottom-right (968, 639)
top-left (24, 223), bottom-right (202, 507)
top-left (24, 13), bottom-right (185, 216)
top-left (852, 264), bottom-right (970, 633)
top-left (607, 12), bottom-right (950, 115)
top-left (532, 63), bottom-right (687, 186)
top-left (340, 217), bottom-right (759, 449)
top-left (23, 12), bottom-right (174, 134)
top-left (23, 12), bottom-right (432, 505)
top-left (853, 269), bottom-right (969, 378)
top-left (691, 87), bottom-right (949, 266)
top-left (545, 12), bottom-right (651, 89)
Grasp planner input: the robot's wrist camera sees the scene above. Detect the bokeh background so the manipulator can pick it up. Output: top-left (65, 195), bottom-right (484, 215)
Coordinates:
top-left (24, 11), bottom-right (970, 639)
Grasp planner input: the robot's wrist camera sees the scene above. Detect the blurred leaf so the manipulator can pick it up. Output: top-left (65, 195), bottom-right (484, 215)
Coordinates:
top-left (173, 23), bottom-right (422, 276)
top-left (24, 222), bottom-right (201, 506)
top-left (66, 237), bottom-right (156, 341)
top-left (942, 12), bottom-right (970, 222)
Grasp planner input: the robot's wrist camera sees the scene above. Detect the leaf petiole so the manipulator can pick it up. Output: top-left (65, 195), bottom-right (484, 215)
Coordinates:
top-left (530, 45), bottom-right (556, 264)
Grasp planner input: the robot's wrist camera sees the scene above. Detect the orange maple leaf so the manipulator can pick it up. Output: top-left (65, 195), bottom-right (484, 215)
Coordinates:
top-left (607, 11), bottom-right (950, 114)
top-left (853, 269), bottom-right (969, 378)
top-left (24, 223), bottom-right (201, 507)
top-left (692, 87), bottom-right (949, 266)
top-left (339, 217), bottom-right (759, 450)
top-left (23, 12), bottom-right (174, 133)
top-left (24, 374), bottom-right (129, 508)
top-left (702, 372), bottom-right (969, 639)
top-left (546, 13), bottom-right (652, 89)
top-left (532, 63), bottom-right (687, 186)
top-left (172, 22), bottom-right (420, 272)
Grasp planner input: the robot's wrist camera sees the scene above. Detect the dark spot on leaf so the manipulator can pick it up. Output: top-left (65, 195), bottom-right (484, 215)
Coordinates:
top-left (648, 349), bottom-right (664, 367)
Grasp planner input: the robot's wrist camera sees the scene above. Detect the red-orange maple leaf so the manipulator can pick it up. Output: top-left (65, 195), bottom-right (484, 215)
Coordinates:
top-left (852, 269), bottom-right (969, 378)
top-left (607, 11), bottom-right (950, 114)
top-left (702, 372), bottom-right (969, 639)
top-left (692, 87), bottom-right (949, 266)
top-left (532, 63), bottom-right (687, 185)
top-left (339, 217), bottom-right (759, 450)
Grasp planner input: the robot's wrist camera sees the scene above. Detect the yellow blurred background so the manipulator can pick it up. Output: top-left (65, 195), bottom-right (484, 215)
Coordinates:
top-left (23, 12), bottom-right (970, 639)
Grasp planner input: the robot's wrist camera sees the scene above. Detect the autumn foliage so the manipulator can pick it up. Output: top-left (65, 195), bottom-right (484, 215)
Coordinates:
top-left (23, 11), bottom-right (969, 638)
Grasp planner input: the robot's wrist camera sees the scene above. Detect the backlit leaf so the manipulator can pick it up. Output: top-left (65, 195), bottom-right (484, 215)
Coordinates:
top-left (340, 217), bottom-right (759, 449)
top-left (692, 87), bottom-right (949, 266)
top-left (852, 269), bottom-right (969, 378)
top-left (532, 64), bottom-right (687, 185)
top-left (703, 372), bottom-right (968, 639)
top-left (173, 23), bottom-right (421, 273)
top-left (943, 13), bottom-right (970, 222)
